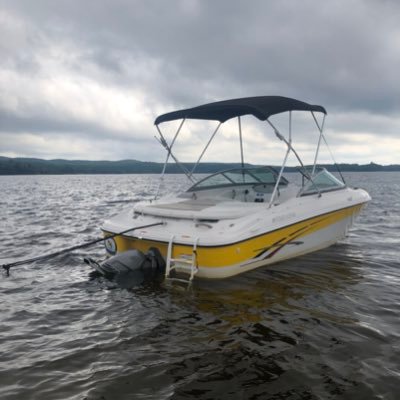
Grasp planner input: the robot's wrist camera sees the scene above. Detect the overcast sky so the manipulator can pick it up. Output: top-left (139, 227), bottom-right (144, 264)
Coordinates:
top-left (0, 0), bottom-right (399, 165)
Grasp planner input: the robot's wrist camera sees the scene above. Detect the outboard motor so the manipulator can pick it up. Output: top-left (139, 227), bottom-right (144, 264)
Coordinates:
top-left (85, 247), bottom-right (166, 288)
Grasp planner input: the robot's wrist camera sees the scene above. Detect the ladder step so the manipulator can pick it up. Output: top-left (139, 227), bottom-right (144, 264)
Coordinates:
top-left (167, 277), bottom-right (196, 284)
top-left (169, 264), bottom-right (198, 272)
top-left (170, 258), bottom-right (192, 264)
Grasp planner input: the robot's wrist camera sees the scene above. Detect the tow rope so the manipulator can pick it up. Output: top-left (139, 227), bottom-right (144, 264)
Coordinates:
top-left (2, 222), bottom-right (164, 276)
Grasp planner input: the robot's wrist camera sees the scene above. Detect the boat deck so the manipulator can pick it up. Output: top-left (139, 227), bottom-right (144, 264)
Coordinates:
top-left (135, 198), bottom-right (263, 220)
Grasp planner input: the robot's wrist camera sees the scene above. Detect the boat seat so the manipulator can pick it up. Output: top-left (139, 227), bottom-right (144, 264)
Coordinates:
top-left (134, 198), bottom-right (262, 220)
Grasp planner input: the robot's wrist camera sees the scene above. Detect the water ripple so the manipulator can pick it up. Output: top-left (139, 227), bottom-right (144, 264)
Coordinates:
top-left (0, 173), bottom-right (399, 399)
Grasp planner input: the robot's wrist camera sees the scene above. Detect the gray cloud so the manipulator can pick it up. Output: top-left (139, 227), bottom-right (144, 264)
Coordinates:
top-left (0, 0), bottom-right (399, 164)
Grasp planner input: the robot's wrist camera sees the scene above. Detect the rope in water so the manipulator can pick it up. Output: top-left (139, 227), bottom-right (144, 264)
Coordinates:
top-left (1, 221), bottom-right (164, 276)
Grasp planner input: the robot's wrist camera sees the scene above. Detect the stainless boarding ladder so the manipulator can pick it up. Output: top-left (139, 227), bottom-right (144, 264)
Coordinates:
top-left (165, 235), bottom-right (199, 285)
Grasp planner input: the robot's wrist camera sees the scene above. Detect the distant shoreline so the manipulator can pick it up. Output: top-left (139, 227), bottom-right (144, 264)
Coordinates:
top-left (0, 156), bottom-right (399, 175)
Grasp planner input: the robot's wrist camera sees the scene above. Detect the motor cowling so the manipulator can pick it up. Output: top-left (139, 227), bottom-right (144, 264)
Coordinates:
top-left (85, 247), bottom-right (166, 287)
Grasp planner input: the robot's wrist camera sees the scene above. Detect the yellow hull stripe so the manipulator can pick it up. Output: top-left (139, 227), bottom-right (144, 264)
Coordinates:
top-left (105, 203), bottom-right (363, 269)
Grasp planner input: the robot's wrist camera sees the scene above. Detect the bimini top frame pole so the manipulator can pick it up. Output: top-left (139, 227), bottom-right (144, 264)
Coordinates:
top-left (154, 120), bottom-right (195, 200)
top-left (189, 122), bottom-right (222, 177)
top-left (310, 111), bottom-right (346, 184)
top-left (154, 119), bottom-right (189, 199)
top-left (311, 112), bottom-right (325, 175)
top-left (267, 111), bottom-right (292, 207)
top-left (238, 116), bottom-right (244, 169)
top-left (267, 117), bottom-right (322, 203)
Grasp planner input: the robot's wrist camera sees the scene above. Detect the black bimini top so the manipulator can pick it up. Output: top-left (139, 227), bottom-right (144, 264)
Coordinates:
top-left (154, 96), bottom-right (326, 125)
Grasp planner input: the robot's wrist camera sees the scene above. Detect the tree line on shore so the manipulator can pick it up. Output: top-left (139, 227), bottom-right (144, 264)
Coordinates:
top-left (0, 156), bottom-right (399, 175)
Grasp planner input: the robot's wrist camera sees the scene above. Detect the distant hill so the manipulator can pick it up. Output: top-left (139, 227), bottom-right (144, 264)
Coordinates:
top-left (0, 156), bottom-right (399, 175)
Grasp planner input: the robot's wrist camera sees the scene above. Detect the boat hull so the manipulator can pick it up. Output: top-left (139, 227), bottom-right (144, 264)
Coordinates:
top-left (102, 202), bottom-right (366, 279)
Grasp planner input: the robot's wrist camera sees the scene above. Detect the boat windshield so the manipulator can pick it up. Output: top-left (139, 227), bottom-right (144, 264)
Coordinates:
top-left (301, 169), bottom-right (345, 195)
top-left (188, 166), bottom-right (288, 192)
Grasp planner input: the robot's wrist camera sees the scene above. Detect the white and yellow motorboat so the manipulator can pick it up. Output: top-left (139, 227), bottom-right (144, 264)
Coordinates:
top-left (101, 96), bottom-right (370, 282)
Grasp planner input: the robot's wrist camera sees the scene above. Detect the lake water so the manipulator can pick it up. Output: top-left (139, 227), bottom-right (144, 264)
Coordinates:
top-left (0, 172), bottom-right (399, 400)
